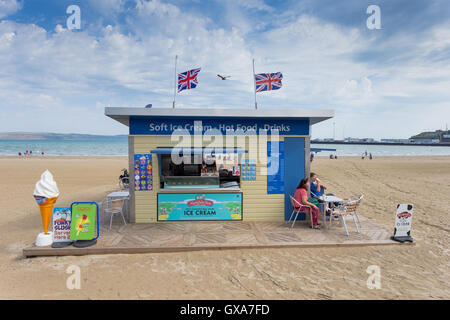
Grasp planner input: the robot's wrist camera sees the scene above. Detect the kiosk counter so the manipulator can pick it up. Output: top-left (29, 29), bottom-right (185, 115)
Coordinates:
top-left (105, 108), bottom-right (334, 223)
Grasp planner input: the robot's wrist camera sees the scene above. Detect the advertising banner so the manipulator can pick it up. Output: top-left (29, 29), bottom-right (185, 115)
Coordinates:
top-left (392, 204), bottom-right (414, 242)
top-left (134, 154), bottom-right (153, 191)
top-left (52, 207), bottom-right (71, 242)
top-left (130, 118), bottom-right (310, 135)
top-left (157, 193), bottom-right (243, 221)
top-left (70, 203), bottom-right (97, 240)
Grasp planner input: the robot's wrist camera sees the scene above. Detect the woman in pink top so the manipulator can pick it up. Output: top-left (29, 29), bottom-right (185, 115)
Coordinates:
top-left (293, 177), bottom-right (320, 229)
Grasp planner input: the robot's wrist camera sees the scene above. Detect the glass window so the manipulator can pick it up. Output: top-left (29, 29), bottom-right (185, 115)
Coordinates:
top-left (159, 151), bottom-right (241, 190)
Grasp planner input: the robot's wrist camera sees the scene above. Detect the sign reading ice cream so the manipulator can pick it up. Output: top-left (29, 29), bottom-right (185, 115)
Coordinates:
top-left (157, 193), bottom-right (243, 221)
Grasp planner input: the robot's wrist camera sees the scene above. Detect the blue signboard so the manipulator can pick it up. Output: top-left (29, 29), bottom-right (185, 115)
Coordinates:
top-left (133, 154), bottom-right (153, 191)
top-left (157, 193), bottom-right (243, 221)
top-left (267, 141), bottom-right (284, 194)
top-left (130, 117), bottom-right (309, 136)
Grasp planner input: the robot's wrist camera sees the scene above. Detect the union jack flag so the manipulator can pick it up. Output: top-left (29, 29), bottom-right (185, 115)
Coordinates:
top-left (254, 72), bottom-right (283, 92)
top-left (178, 68), bottom-right (201, 93)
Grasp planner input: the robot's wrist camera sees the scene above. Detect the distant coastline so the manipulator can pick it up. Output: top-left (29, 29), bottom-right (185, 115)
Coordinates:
top-left (0, 132), bottom-right (127, 141)
top-left (312, 141), bottom-right (450, 147)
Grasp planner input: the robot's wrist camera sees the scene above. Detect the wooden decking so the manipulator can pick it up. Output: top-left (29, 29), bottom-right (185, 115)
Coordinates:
top-left (23, 215), bottom-right (399, 257)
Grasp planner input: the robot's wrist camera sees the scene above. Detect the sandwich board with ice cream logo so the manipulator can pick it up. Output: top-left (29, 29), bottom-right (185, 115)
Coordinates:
top-left (70, 202), bottom-right (99, 247)
top-left (391, 204), bottom-right (414, 243)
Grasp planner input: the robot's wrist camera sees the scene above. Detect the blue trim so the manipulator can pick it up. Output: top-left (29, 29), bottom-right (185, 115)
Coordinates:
top-left (284, 138), bottom-right (306, 221)
top-left (311, 148), bottom-right (337, 152)
top-left (150, 148), bottom-right (247, 154)
top-left (70, 202), bottom-right (100, 241)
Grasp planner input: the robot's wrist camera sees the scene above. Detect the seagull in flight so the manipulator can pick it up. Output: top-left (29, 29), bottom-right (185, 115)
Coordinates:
top-left (217, 74), bottom-right (231, 80)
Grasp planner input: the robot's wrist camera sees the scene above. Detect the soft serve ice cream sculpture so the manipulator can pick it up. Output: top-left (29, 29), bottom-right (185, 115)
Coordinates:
top-left (34, 170), bottom-right (59, 243)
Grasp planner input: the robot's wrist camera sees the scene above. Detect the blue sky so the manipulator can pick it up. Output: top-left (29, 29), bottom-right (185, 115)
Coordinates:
top-left (0, 0), bottom-right (449, 138)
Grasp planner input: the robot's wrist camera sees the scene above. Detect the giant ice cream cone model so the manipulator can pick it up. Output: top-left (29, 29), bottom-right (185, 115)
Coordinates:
top-left (37, 197), bottom-right (58, 234)
top-left (33, 170), bottom-right (59, 246)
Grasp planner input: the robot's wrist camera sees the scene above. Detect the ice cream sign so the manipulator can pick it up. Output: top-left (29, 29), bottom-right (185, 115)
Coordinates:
top-left (70, 203), bottom-right (98, 241)
top-left (157, 193), bottom-right (243, 221)
top-left (392, 204), bottom-right (414, 243)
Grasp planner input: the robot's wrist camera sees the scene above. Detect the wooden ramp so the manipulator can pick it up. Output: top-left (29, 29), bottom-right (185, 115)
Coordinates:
top-left (23, 216), bottom-right (400, 258)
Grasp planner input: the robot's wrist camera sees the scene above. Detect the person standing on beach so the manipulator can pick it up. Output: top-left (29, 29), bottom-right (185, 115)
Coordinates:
top-left (369, 153), bottom-right (373, 160)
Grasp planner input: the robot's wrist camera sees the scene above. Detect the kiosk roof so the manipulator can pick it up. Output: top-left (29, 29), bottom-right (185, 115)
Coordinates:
top-left (105, 107), bottom-right (334, 127)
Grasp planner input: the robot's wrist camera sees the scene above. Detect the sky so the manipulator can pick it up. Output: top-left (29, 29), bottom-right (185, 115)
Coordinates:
top-left (0, 0), bottom-right (449, 138)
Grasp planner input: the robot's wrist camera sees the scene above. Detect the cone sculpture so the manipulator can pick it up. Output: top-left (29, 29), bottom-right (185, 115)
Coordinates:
top-left (38, 197), bottom-right (58, 234)
top-left (33, 170), bottom-right (60, 236)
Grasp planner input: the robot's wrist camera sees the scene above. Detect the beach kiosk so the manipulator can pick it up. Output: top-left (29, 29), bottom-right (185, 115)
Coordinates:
top-left (105, 108), bottom-right (333, 223)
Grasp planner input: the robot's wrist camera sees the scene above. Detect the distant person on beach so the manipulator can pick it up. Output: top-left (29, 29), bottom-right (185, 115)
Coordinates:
top-left (30, 150), bottom-right (32, 156)
top-left (329, 154), bottom-right (334, 159)
top-left (369, 153), bottom-right (373, 160)
top-left (25, 150), bottom-right (28, 157)
top-left (334, 154), bottom-right (338, 159)
top-left (18, 152), bottom-right (22, 157)
top-left (310, 152), bottom-right (314, 162)
top-left (362, 153), bottom-right (365, 160)
top-left (42, 151), bottom-right (44, 156)
top-left (294, 178), bottom-right (320, 229)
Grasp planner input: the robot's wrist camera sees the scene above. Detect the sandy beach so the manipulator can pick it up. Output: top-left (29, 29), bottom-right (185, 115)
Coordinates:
top-left (0, 155), bottom-right (449, 299)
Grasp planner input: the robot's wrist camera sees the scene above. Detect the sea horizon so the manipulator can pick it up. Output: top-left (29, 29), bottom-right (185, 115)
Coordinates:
top-left (1, 139), bottom-right (450, 157)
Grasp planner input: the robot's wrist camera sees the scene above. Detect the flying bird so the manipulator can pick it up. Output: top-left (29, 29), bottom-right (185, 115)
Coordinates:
top-left (217, 74), bottom-right (231, 80)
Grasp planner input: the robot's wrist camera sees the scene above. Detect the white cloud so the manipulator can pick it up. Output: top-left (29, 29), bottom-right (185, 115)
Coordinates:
top-left (0, 0), bottom-right (21, 19)
top-left (88, 0), bottom-right (126, 16)
top-left (235, 0), bottom-right (273, 12)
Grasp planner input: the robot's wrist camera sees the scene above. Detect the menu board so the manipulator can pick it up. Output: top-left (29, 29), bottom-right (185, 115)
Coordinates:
top-left (267, 141), bottom-right (284, 194)
top-left (134, 154), bottom-right (153, 191)
top-left (241, 159), bottom-right (257, 181)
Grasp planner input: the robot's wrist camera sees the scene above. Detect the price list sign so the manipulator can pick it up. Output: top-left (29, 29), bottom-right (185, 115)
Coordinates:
top-left (134, 154), bottom-right (153, 191)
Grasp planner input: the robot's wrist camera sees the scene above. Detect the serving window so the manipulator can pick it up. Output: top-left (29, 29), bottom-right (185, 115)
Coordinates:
top-left (158, 151), bottom-right (242, 190)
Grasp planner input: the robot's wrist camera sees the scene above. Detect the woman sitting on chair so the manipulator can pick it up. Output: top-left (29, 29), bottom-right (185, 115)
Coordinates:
top-left (294, 178), bottom-right (321, 229)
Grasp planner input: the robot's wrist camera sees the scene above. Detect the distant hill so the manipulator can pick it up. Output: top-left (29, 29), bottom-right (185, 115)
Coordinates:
top-left (0, 132), bottom-right (128, 141)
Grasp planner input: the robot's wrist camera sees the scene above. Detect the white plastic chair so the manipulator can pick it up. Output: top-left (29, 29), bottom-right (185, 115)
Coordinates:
top-left (102, 198), bottom-right (127, 229)
top-left (332, 195), bottom-right (363, 236)
top-left (288, 195), bottom-right (313, 228)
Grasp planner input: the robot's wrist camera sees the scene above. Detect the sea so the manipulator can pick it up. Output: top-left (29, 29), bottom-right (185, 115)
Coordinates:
top-left (0, 139), bottom-right (449, 157)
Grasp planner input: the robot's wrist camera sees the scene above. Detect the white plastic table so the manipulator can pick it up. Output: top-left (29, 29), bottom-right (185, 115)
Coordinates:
top-left (105, 191), bottom-right (130, 221)
top-left (318, 195), bottom-right (344, 227)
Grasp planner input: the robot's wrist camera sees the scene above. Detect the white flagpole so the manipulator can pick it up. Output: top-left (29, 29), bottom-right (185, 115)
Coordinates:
top-left (253, 58), bottom-right (257, 110)
top-left (173, 55), bottom-right (178, 108)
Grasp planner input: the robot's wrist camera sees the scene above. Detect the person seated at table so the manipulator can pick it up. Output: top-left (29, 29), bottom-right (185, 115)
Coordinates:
top-left (294, 178), bottom-right (321, 229)
top-left (310, 172), bottom-right (334, 198)
top-left (310, 172), bottom-right (339, 218)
